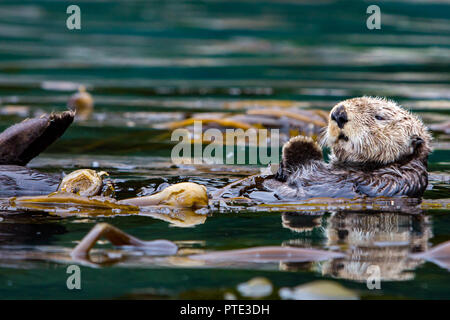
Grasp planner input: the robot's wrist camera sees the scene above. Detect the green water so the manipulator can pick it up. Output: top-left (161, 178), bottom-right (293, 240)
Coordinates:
top-left (0, 0), bottom-right (449, 299)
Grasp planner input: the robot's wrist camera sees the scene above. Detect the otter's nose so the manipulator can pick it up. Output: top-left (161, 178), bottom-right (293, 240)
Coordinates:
top-left (331, 105), bottom-right (348, 129)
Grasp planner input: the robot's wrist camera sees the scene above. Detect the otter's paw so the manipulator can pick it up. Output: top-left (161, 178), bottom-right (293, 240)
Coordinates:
top-left (276, 135), bottom-right (323, 181)
top-left (282, 135), bottom-right (323, 166)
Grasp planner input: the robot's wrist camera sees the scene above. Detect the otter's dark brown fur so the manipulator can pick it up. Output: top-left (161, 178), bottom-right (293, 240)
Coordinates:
top-left (0, 111), bottom-right (74, 196)
top-left (0, 111), bottom-right (74, 166)
top-left (264, 97), bottom-right (432, 199)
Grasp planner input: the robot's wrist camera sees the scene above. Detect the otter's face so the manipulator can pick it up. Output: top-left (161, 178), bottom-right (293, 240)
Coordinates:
top-left (323, 97), bottom-right (431, 164)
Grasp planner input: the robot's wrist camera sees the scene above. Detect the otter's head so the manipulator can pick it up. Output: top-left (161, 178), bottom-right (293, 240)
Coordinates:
top-left (322, 97), bottom-right (431, 165)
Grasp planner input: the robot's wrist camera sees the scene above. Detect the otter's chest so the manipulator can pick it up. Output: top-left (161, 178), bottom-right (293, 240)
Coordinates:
top-left (263, 165), bottom-right (360, 200)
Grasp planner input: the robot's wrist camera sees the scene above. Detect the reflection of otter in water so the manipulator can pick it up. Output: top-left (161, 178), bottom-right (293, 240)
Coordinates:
top-left (280, 211), bottom-right (432, 281)
top-left (322, 211), bottom-right (432, 281)
top-left (281, 212), bottom-right (323, 233)
top-left (264, 97), bottom-right (432, 199)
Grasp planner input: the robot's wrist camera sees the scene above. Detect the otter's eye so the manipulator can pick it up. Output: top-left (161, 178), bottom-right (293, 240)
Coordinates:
top-left (375, 115), bottom-right (385, 121)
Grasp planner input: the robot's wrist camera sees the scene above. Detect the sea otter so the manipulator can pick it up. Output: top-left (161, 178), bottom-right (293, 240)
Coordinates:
top-left (264, 96), bottom-right (432, 199)
top-left (0, 96), bottom-right (433, 206)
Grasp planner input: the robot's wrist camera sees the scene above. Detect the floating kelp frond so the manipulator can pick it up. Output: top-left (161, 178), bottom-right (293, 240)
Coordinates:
top-left (154, 106), bottom-right (326, 147)
top-left (58, 169), bottom-right (110, 197)
top-left (156, 117), bottom-right (256, 130)
top-left (257, 196), bottom-right (421, 213)
top-left (246, 108), bottom-right (327, 127)
top-left (223, 100), bottom-right (310, 110)
top-left (311, 109), bottom-right (330, 122)
top-left (211, 192), bottom-right (450, 215)
top-left (7, 184), bottom-right (209, 221)
top-left (120, 182), bottom-right (208, 209)
top-left (419, 198), bottom-right (450, 209)
top-left (10, 192), bottom-right (140, 216)
top-left (189, 246), bottom-right (344, 263)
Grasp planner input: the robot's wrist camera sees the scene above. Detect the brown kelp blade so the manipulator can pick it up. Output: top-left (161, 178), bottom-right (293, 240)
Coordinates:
top-left (0, 110), bottom-right (74, 165)
top-left (10, 192), bottom-right (139, 214)
top-left (189, 246), bottom-right (345, 263)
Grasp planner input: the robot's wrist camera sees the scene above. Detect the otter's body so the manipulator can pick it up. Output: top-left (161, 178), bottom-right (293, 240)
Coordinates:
top-left (264, 154), bottom-right (428, 199)
top-left (0, 165), bottom-right (60, 197)
top-left (0, 97), bottom-right (432, 202)
top-left (264, 97), bottom-right (432, 200)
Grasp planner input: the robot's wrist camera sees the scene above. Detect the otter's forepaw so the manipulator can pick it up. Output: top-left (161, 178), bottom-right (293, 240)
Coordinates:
top-left (282, 135), bottom-right (322, 166)
top-left (275, 135), bottom-right (323, 181)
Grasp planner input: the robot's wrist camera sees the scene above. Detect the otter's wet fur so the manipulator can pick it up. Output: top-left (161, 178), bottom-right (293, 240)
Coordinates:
top-left (0, 111), bottom-right (74, 196)
top-left (0, 111), bottom-right (74, 166)
top-left (265, 96), bottom-right (432, 199)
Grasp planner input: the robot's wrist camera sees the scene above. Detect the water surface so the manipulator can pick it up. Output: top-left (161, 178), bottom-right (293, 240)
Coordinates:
top-left (0, 0), bottom-right (449, 299)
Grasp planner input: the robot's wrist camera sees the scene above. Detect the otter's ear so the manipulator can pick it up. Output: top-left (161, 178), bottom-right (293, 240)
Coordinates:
top-left (276, 136), bottom-right (323, 181)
